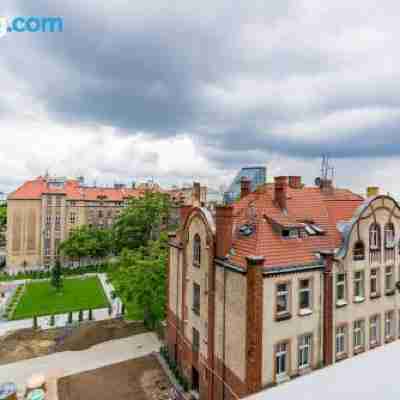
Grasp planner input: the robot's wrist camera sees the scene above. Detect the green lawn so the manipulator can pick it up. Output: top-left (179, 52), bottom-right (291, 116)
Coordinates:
top-left (12, 276), bottom-right (109, 320)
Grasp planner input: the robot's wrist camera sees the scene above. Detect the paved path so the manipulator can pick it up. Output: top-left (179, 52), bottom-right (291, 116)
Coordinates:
top-left (0, 332), bottom-right (161, 394)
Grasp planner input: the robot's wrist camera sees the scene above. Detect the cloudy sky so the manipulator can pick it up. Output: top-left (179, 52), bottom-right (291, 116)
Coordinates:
top-left (1, 0), bottom-right (400, 196)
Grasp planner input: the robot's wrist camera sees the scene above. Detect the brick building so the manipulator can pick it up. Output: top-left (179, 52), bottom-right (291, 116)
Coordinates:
top-left (6, 176), bottom-right (149, 270)
top-left (167, 175), bottom-right (400, 399)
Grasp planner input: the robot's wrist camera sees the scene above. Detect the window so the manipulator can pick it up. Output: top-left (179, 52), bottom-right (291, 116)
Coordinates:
top-left (69, 212), bottom-right (76, 224)
top-left (385, 311), bottom-right (395, 340)
top-left (353, 320), bottom-right (365, 350)
top-left (353, 241), bottom-right (365, 261)
top-left (298, 334), bottom-right (312, 369)
top-left (384, 223), bottom-right (395, 248)
top-left (193, 283), bottom-right (200, 316)
top-left (44, 238), bottom-right (51, 256)
top-left (369, 315), bottom-right (380, 346)
top-left (385, 266), bottom-right (395, 293)
top-left (98, 210), bottom-right (103, 218)
top-left (46, 215), bottom-right (51, 225)
top-left (369, 224), bottom-right (381, 250)
top-left (193, 234), bottom-right (201, 267)
top-left (55, 215), bottom-right (61, 231)
top-left (336, 326), bottom-right (347, 357)
top-left (276, 283), bottom-right (290, 317)
top-left (192, 328), bottom-right (200, 352)
top-left (336, 273), bottom-right (346, 304)
top-left (299, 279), bottom-right (312, 313)
top-left (370, 268), bottom-right (379, 297)
top-left (353, 271), bottom-right (365, 301)
top-left (55, 196), bottom-right (62, 207)
top-left (275, 342), bottom-right (288, 379)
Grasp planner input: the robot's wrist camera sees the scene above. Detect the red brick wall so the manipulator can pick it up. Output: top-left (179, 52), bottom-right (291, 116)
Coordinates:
top-left (245, 256), bottom-right (264, 394)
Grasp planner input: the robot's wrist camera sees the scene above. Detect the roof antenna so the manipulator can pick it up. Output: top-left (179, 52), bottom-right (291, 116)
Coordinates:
top-left (316, 154), bottom-right (335, 188)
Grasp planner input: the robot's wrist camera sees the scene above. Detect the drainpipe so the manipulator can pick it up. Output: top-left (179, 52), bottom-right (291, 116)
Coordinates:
top-left (222, 265), bottom-right (227, 400)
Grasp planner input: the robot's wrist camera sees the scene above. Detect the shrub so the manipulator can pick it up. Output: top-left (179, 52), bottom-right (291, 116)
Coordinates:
top-left (68, 311), bottom-right (73, 324)
top-left (33, 316), bottom-right (38, 329)
top-left (50, 314), bottom-right (55, 326)
top-left (108, 304), bottom-right (112, 316)
top-left (78, 310), bottom-right (83, 322)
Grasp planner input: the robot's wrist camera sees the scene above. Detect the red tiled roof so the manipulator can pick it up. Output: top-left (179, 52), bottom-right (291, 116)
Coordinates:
top-left (8, 177), bottom-right (147, 201)
top-left (227, 183), bottom-right (364, 270)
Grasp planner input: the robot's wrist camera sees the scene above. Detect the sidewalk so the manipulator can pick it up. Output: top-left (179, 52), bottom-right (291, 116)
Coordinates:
top-left (0, 332), bottom-right (161, 393)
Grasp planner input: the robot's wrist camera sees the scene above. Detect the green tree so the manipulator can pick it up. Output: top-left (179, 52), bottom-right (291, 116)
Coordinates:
top-left (59, 225), bottom-right (113, 265)
top-left (112, 192), bottom-right (170, 252)
top-left (51, 259), bottom-right (63, 291)
top-left (111, 233), bottom-right (168, 327)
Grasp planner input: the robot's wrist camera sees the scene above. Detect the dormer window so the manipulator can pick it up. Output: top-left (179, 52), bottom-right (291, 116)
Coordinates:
top-left (384, 223), bottom-right (395, 248)
top-left (369, 224), bottom-right (381, 250)
top-left (193, 234), bottom-right (201, 267)
top-left (353, 241), bottom-right (365, 261)
top-left (282, 228), bottom-right (299, 239)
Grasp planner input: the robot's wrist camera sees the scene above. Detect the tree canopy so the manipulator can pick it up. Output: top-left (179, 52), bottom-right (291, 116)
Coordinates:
top-left (59, 225), bottom-right (113, 264)
top-left (112, 192), bottom-right (170, 252)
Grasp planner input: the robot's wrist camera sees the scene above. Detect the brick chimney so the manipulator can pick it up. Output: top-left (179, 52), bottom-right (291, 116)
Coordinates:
top-left (240, 177), bottom-right (251, 199)
top-left (274, 176), bottom-right (288, 211)
top-left (192, 182), bottom-right (201, 206)
top-left (215, 205), bottom-right (234, 259)
top-left (288, 176), bottom-right (302, 189)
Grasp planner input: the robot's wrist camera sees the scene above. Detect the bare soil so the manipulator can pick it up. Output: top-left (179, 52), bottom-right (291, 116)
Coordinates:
top-left (58, 355), bottom-right (171, 400)
top-left (0, 319), bottom-right (147, 365)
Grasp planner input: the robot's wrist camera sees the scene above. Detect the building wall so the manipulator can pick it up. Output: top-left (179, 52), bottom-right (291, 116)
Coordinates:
top-left (333, 196), bottom-right (400, 361)
top-left (262, 270), bottom-right (324, 387)
top-left (214, 267), bottom-right (247, 383)
top-left (6, 199), bottom-right (42, 269)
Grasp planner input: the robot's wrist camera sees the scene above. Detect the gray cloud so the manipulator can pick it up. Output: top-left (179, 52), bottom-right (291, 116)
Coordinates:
top-left (1, 0), bottom-right (400, 192)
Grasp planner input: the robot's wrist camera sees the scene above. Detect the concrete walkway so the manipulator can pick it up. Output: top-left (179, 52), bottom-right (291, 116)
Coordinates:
top-left (0, 332), bottom-right (161, 394)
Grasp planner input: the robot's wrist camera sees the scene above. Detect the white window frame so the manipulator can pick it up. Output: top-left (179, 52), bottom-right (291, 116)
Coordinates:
top-left (276, 283), bottom-right (290, 316)
top-left (385, 311), bottom-right (394, 339)
top-left (336, 326), bottom-right (346, 356)
top-left (370, 225), bottom-right (380, 250)
top-left (385, 224), bottom-right (395, 247)
top-left (299, 279), bottom-right (312, 313)
top-left (336, 273), bottom-right (346, 305)
top-left (369, 316), bottom-right (379, 346)
top-left (276, 342), bottom-right (288, 379)
top-left (370, 268), bottom-right (379, 297)
top-left (298, 334), bottom-right (312, 370)
top-left (385, 266), bottom-right (394, 292)
top-left (353, 320), bottom-right (364, 349)
top-left (354, 271), bottom-right (365, 301)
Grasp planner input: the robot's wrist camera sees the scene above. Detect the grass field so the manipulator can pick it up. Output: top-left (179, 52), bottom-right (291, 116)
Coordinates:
top-left (12, 276), bottom-right (109, 320)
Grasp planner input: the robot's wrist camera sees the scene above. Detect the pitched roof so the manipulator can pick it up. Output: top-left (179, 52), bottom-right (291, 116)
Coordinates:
top-left (8, 177), bottom-right (147, 201)
top-left (227, 182), bottom-right (364, 270)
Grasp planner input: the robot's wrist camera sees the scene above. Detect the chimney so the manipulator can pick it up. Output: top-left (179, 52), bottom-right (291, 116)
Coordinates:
top-left (367, 186), bottom-right (379, 198)
top-left (192, 182), bottom-right (201, 207)
top-left (240, 177), bottom-right (251, 199)
top-left (320, 179), bottom-right (333, 194)
top-left (274, 176), bottom-right (288, 211)
top-left (288, 176), bottom-right (302, 189)
top-left (216, 205), bottom-right (234, 259)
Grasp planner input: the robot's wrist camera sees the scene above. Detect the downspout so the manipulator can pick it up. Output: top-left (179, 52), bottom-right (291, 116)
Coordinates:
top-left (222, 265), bottom-right (227, 400)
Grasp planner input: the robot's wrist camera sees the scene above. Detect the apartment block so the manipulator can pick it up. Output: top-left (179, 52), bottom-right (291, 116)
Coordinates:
top-left (167, 175), bottom-right (400, 400)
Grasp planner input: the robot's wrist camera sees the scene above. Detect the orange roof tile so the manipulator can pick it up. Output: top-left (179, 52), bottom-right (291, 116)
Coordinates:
top-left (8, 177), bottom-right (148, 201)
top-left (227, 183), bottom-right (364, 270)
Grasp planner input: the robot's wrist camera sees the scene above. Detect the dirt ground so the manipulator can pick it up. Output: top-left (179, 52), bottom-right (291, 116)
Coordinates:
top-left (0, 319), bottom-right (148, 365)
top-left (58, 355), bottom-right (171, 400)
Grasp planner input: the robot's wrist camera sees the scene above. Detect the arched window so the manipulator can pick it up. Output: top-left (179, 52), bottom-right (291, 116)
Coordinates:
top-left (369, 223), bottom-right (381, 250)
top-left (384, 223), bottom-right (395, 248)
top-left (353, 241), bottom-right (365, 261)
top-left (193, 234), bottom-right (201, 267)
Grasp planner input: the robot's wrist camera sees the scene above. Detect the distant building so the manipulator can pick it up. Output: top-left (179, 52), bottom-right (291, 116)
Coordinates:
top-left (6, 176), bottom-right (158, 270)
top-left (223, 166), bottom-right (266, 204)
